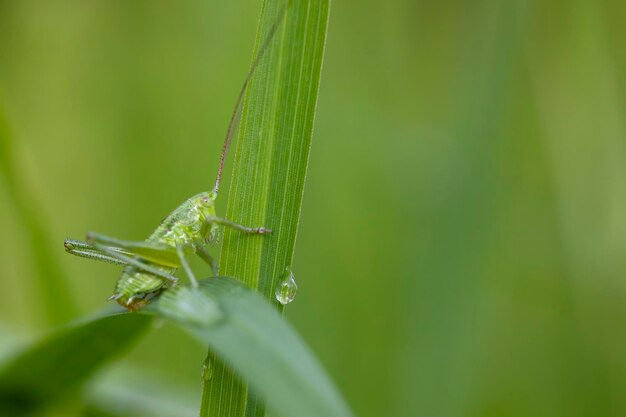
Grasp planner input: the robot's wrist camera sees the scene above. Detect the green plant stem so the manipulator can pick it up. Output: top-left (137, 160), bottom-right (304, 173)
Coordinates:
top-left (201, 0), bottom-right (331, 415)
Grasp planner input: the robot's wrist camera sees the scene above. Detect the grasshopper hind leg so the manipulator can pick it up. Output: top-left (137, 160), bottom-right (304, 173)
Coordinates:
top-left (64, 239), bottom-right (129, 266)
top-left (89, 241), bottom-right (179, 284)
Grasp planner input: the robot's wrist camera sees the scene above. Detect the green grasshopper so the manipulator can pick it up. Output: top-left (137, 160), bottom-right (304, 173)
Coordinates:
top-left (64, 5), bottom-right (287, 312)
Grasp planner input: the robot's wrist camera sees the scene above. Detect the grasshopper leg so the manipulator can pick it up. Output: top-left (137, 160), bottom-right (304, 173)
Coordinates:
top-left (92, 242), bottom-right (179, 284)
top-left (64, 239), bottom-right (129, 266)
top-left (177, 244), bottom-right (198, 288)
top-left (203, 216), bottom-right (272, 235)
top-left (87, 232), bottom-right (179, 268)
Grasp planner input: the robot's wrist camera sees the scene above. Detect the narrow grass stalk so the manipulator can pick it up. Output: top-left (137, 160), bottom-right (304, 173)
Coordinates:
top-left (202, 0), bottom-right (330, 415)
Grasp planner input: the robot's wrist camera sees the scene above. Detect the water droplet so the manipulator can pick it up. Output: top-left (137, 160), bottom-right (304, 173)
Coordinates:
top-left (275, 268), bottom-right (297, 305)
top-left (201, 357), bottom-right (213, 381)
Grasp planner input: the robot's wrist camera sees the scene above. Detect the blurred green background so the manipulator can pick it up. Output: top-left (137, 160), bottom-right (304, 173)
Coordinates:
top-left (1, 0), bottom-right (626, 416)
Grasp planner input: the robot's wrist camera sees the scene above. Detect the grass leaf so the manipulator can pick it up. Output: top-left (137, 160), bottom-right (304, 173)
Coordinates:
top-left (156, 278), bottom-right (353, 417)
top-left (0, 309), bottom-right (151, 416)
top-left (208, 0), bottom-right (331, 413)
top-left (0, 279), bottom-right (351, 417)
top-left (222, 0), bottom-right (329, 301)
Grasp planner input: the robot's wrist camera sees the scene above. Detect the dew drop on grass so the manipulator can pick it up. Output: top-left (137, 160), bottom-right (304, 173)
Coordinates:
top-left (201, 357), bottom-right (213, 381)
top-left (275, 268), bottom-right (297, 305)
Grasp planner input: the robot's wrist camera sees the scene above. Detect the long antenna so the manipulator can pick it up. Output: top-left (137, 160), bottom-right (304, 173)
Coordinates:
top-left (213, 1), bottom-right (290, 194)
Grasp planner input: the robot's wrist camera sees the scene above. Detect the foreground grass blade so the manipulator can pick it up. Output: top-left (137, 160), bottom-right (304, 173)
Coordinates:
top-left (155, 278), bottom-right (353, 417)
top-left (0, 278), bottom-right (351, 417)
top-left (0, 309), bottom-right (151, 416)
top-left (211, 0), bottom-right (331, 414)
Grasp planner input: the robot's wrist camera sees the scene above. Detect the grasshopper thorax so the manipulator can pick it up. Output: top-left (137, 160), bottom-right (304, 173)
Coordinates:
top-left (152, 191), bottom-right (219, 248)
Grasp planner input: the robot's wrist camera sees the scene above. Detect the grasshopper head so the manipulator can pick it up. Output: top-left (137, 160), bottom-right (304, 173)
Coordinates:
top-left (194, 192), bottom-right (219, 244)
top-left (197, 191), bottom-right (217, 208)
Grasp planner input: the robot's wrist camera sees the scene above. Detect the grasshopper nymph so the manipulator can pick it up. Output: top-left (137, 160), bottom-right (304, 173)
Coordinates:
top-left (64, 5), bottom-right (287, 312)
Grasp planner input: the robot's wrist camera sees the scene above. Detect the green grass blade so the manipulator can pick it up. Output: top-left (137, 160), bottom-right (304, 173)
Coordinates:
top-left (0, 279), bottom-right (351, 417)
top-left (0, 309), bottom-right (150, 416)
top-left (222, 0), bottom-right (329, 300)
top-left (209, 0), bottom-right (331, 414)
top-left (0, 96), bottom-right (78, 325)
top-left (155, 278), bottom-right (353, 417)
